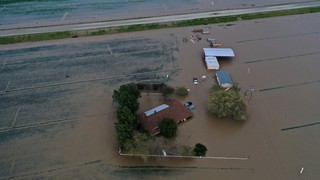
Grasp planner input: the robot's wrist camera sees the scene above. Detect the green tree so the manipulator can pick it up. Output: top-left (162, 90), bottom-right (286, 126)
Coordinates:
top-left (162, 86), bottom-right (175, 96)
top-left (175, 86), bottom-right (189, 97)
top-left (193, 143), bottom-right (207, 156)
top-left (208, 85), bottom-right (248, 120)
top-left (122, 131), bottom-right (151, 162)
top-left (159, 118), bottom-right (178, 138)
top-left (116, 106), bottom-right (136, 126)
top-left (115, 123), bottom-right (134, 147)
top-left (113, 84), bottom-right (141, 113)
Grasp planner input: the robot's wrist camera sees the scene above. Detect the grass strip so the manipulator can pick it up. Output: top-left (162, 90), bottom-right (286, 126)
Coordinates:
top-left (0, 31), bottom-right (74, 44)
top-left (1, 6), bottom-right (320, 44)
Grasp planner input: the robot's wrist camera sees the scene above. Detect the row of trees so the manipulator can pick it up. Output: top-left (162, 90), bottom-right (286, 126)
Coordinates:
top-left (113, 84), bottom-right (141, 148)
top-left (162, 86), bottom-right (189, 97)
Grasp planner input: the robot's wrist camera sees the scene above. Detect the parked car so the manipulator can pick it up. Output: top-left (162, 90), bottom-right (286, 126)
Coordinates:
top-left (193, 78), bottom-right (199, 85)
top-left (184, 101), bottom-right (192, 107)
top-left (210, 42), bottom-right (222, 47)
top-left (196, 34), bottom-right (202, 40)
top-left (188, 104), bottom-right (196, 110)
top-left (192, 29), bottom-right (203, 33)
top-left (207, 38), bottom-right (216, 43)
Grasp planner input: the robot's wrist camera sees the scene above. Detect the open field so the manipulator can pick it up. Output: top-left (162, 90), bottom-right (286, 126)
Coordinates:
top-left (1, 12), bottom-right (320, 179)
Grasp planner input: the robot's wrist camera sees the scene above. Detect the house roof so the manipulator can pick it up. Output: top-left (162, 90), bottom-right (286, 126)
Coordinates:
top-left (203, 48), bottom-right (235, 57)
top-left (138, 100), bottom-right (193, 136)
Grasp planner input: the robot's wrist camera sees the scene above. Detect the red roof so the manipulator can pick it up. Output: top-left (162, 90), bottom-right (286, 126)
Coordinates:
top-left (138, 100), bottom-right (193, 136)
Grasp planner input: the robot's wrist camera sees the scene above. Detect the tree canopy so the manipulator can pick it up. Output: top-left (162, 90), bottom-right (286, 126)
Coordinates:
top-left (207, 85), bottom-right (248, 120)
top-left (115, 123), bottom-right (134, 147)
top-left (159, 118), bottom-right (178, 138)
top-left (113, 84), bottom-right (141, 148)
top-left (175, 86), bottom-right (189, 97)
top-left (113, 84), bottom-right (141, 113)
top-left (162, 85), bottom-right (175, 96)
top-left (193, 143), bottom-right (207, 156)
top-left (116, 106), bottom-right (136, 126)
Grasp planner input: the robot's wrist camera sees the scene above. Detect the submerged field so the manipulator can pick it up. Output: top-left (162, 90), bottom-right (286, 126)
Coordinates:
top-left (0, 34), bottom-right (181, 179)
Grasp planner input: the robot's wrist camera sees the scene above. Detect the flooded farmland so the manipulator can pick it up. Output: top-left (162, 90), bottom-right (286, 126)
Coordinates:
top-left (1, 12), bottom-right (320, 179)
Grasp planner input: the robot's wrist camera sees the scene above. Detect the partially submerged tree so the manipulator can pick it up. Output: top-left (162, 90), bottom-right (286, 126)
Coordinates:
top-left (162, 85), bottom-right (175, 96)
top-left (116, 106), bottom-right (136, 126)
top-left (193, 143), bottom-right (207, 157)
top-left (208, 85), bottom-right (248, 120)
top-left (159, 118), bottom-right (178, 138)
top-left (113, 84), bottom-right (141, 148)
top-left (123, 131), bottom-right (150, 154)
top-left (115, 123), bottom-right (134, 147)
top-left (175, 86), bottom-right (189, 97)
top-left (113, 84), bottom-right (141, 113)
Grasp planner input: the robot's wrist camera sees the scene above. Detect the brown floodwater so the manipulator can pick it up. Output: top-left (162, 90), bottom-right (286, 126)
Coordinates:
top-left (117, 13), bottom-right (320, 179)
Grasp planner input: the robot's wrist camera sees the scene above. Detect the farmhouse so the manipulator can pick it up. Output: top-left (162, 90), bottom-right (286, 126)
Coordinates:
top-left (138, 100), bottom-right (193, 136)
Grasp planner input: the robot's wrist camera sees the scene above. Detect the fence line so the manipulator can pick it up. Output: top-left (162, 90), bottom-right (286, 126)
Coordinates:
top-left (118, 149), bottom-right (248, 160)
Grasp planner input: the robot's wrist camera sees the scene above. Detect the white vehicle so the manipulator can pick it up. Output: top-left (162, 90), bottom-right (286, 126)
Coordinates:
top-left (207, 38), bottom-right (216, 43)
top-left (193, 78), bottom-right (199, 85)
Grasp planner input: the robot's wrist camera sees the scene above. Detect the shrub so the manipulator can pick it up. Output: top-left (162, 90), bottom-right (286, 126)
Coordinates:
top-left (176, 86), bottom-right (189, 97)
top-left (159, 118), bottom-right (178, 138)
top-left (193, 143), bottom-right (207, 156)
top-left (162, 86), bottom-right (175, 96)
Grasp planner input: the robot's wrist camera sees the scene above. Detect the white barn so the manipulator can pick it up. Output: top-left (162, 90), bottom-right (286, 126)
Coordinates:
top-left (203, 48), bottom-right (235, 70)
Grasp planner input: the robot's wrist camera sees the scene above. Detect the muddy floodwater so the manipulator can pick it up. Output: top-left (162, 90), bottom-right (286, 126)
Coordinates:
top-left (0, 0), bottom-right (313, 28)
top-left (1, 13), bottom-right (320, 179)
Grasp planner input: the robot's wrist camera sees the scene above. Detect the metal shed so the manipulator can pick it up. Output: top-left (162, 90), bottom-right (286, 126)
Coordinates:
top-left (203, 48), bottom-right (235, 57)
top-left (216, 70), bottom-right (233, 88)
top-left (205, 56), bottom-right (219, 70)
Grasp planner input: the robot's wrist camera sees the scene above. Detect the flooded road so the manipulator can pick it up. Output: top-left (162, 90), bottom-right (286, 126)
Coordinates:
top-left (0, 0), bottom-right (314, 28)
top-left (1, 12), bottom-right (320, 179)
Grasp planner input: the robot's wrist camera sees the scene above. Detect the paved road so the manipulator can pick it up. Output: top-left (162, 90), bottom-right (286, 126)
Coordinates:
top-left (1, 1), bottom-right (320, 37)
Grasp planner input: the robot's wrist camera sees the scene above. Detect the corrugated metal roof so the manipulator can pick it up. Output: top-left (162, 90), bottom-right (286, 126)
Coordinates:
top-left (144, 104), bottom-right (169, 117)
top-left (203, 48), bottom-right (235, 57)
top-left (216, 70), bottom-right (233, 88)
top-left (205, 56), bottom-right (219, 70)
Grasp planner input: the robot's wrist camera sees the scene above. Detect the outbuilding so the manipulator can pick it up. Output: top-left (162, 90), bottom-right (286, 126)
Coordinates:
top-left (203, 48), bottom-right (235, 70)
top-left (204, 56), bottom-right (219, 70)
top-left (216, 69), bottom-right (233, 88)
top-left (203, 48), bottom-right (235, 57)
